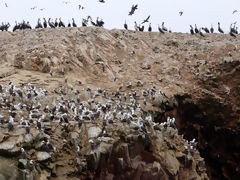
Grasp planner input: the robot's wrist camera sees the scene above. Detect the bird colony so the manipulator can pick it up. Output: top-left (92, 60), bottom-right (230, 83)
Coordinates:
top-left (0, 81), bottom-right (206, 178)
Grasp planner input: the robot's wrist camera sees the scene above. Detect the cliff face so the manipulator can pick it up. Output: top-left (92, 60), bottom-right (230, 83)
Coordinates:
top-left (0, 27), bottom-right (239, 179)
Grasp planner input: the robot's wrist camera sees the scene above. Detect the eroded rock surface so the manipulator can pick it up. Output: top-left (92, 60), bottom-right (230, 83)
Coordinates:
top-left (0, 27), bottom-right (239, 179)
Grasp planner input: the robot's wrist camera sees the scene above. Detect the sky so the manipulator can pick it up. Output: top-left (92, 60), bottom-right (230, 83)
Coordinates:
top-left (0, 0), bottom-right (240, 32)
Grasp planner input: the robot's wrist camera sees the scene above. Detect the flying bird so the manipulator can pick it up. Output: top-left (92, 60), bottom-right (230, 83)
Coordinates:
top-left (232, 10), bottom-right (238, 14)
top-left (40, 8), bottom-right (45, 11)
top-left (78, 5), bottom-right (84, 10)
top-left (129, 4), bottom-right (138, 15)
top-left (99, 0), bottom-right (105, 3)
top-left (141, 15), bottom-right (150, 24)
top-left (31, 6), bottom-right (37, 10)
top-left (179, 11), bottom-right (183, 16)
top-left (5, 3), bottom-right (8, 7)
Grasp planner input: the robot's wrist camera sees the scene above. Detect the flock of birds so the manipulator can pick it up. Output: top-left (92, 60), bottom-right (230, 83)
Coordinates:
top-left (0, 2), bottom-right (239, 37)
top-left (0, 81), bottom-right (197, 173)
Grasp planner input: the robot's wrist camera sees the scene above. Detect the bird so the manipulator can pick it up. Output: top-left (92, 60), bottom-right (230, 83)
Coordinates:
top-left (162, 22), bottom-right (168, 31)
top-left (31, 6), bottom-right (37, 10)
top-left (194, 24), bottom-right (199, 33)
top-left (124, 20), bottom-right (128, 30)
top-left (158, 24), bottom-right (165, 34)
top-left (190, 25), bottom-right (194, 35)
top-left (21, 148), bottom-right (27, 159)
top-left (141, 15), bottom-right (150, 24)
top-left (232, 10), bottom-right (238, 14)
top-left (218, 22), bottom-right (224, 33)
top-left (68, 21), bottom-right (71, 27)
top-left (99, 0), bottom-right (105, 3)
top-left (148, 23), bottom-right (152, 32)
top-left (210, 24), bottom-right (214, 33)
top-left (78, 5), bottom-right (84, 10)
top-left (43, 18), bottom-right (47, 28)
top-left (55, 18), bottom-right (58, 27)
top-left (203, 27), bottom-right (210, 33)
top-left (5, 3), bottom-right (8, 7)
top-left (129, 4), bottom-right (138, 15)
top-left (199, 28), bottom-right (205, 37)
top-left (72, 18), bottom-right (77, 27)
top-left (179, 11), bottom-right (183, 16)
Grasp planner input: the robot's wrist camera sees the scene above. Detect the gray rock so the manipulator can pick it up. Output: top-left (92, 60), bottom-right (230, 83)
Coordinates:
top-left (18, 159), bottom-right (28, 169)
top-left (36, 152), bottom-right (51, 162)
top-left (87, 126), bottom-right (101, 138)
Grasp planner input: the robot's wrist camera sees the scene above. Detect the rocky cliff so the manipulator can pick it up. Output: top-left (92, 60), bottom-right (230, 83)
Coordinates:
top-left (0, 27), bottom-right (239, 179)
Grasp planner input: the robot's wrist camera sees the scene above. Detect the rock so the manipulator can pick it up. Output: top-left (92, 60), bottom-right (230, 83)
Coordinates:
top-left (18, 159), bottom-right (28, 169)
top-left (70, 132), bottom-right (80, 147)
top-left (87, 126), bottom-right (102, 138)
top-left (163, 151), bottom-right (180, 175)
top-left (37, 152), bottom-right (51, 162)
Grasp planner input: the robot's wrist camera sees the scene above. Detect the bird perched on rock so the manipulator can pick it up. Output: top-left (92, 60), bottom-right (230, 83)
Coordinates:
top-left (218, 22), bottom-right (224, 33)
top-left (21, 148), bottom-right (27, 159)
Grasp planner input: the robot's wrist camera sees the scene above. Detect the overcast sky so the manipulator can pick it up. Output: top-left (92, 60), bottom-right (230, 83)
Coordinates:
top-left (0, 0), bottom-right (239, 32)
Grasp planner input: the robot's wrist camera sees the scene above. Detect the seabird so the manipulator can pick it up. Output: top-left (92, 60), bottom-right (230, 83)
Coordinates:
top-left (129, 4), bottom-right (138, 15)
top-left (194, 24), bottom-right (199, 33)
top-left (29, 160), bottom-right (34, 171)
top-left (158, 24), bottom-right (165, 34)
top-left (68, 21), bottom-right (71, 27)
top-left (162, 22), bottom-right (168, 31)
top-left (99, 0), bottom-right (105, 3)
top-left (25, 124), bottom-right (30, 134)
top-left (124, 20), bottom-right (128, 30)
top-left (190, 25), bottom-right (194, 34)
top-left (43, 18), bottom-right (47, 28)
top-left (218, 22), bottom-right (224, 33)
top-left (203, 27), bottom-right (210, 33)
top-left (21, 148), bottom-right (27, 159)
top-left (141, 15), bottom-right (150, 24)
top-left (210, 24), bottom-right (214, 33)
top-left (55, 18), bottom-right (58, 27)
top-left (179, 11), bottom-right (183, 16)
top-left (148, 23), bottom-right (152, 32)
top-left (72, 18), bottom-right (77, 27)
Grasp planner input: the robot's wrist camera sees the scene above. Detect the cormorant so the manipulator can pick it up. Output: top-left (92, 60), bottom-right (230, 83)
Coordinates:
top-left (13, 21), bottom-right (19, 32)
top-left (229, 31), bottom-right (236, 37)
top-left (124, 20), bottom-right (128, 30)
top-left (141, 15), bottom-right (150, 24)
top-left (199, 28), bottom-right (205, 37)
top-left (148, 23), bottom-right (152, 32)
top-left (158, 24), bottom-right (165, 34)
top-left (59, 18), bottom-right (65, 27)
top-left (139, 25), bottom-right (144, 32)
top-left (72, 18), bottom-right (77, 27)
top-left (194, 24), bottom-right (199, 33)
top-left (162, 22), bottom-right (168, 31)
top-left (179, 11), bottom-right (183, 16)
top-left (82, 18), bottom-right (88, 27)
top-left (48, 18), bottom-right (55, 28)
top-left (99, 0), bottom-right (105, 3)
top-left (55, 18), bottom-right (58, 27)
top-left (43, 18), bottom-right (47, 28)
top-left (128, 4), bottom-right (138, 15)
top-left (210, 24), bottom-right (214, 33)
top-left (218, 22), bottom-right (224, 33)
top-left (68, 21), bottom-right (71, 27)
top-left (204, 27), bottom-right (210, 33)
top-left (96, 17), bottom-right (104, 27)
top-left (190, 25), bottom-right (194, 34)
top-left (35, 19), bottom-right (43, 29)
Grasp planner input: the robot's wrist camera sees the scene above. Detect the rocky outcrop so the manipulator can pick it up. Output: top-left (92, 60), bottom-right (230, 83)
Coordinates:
top-left (0, 27), bottom-right (239, 179)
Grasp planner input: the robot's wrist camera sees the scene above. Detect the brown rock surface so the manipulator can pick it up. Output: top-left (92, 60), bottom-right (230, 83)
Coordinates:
top-left (0, 27), bottom-right (239, 179)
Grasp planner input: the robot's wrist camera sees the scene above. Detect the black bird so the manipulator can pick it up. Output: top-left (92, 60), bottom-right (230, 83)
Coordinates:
top-left (13, 21), bottom-right (19, 32)
top-left (158, 24), bottom-right (165, 34)
top-left (218, 22), bottom-right (224, 33)
top-left (96, 17), bottom-right (104, 27)
top-left (72, 18), bottom-right (77, 27)
top-left (99, 0), bottom-right (105, 3)
top-left (25, 124), bottom-right (30, 134)
top-left (190, 25), bottom-right (194, 34)
top-left (162, 22), bottom-right (168, 31)
top-left (139, 25), bottom-right (144, 32)
top-left (141, 15), bottom-right (150, 24)
top-left (194, 24), bottom-right (199, 33)
top-left (124, 20), bottom-right (128, 30)
top-left (210, 24), bottom-right (214, 33)
top-left (35, 19), bottom-right (43, 29)
top-left (179, 11), bottom-right (183, 16)
top-left (43, 18), bottom-right (47, 28)
top-left (148, 23), bottom-right (152, 32)
top-left (204, 27), bottom-right (210, 33)
top-left (230, 31), bottom-right (237, 37)
top-left (48, 18), bottom-right (55, 28)
top-left (55, 18), bottom-right (58, 27)
top-left (59, 18), bottom-right (65, 27)
top-left (128, 4), bottom-right (138, 15)
top-left (68, 21), bottom-right (71, 27)
top-left (82, 18), bottom-right (88, 27)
